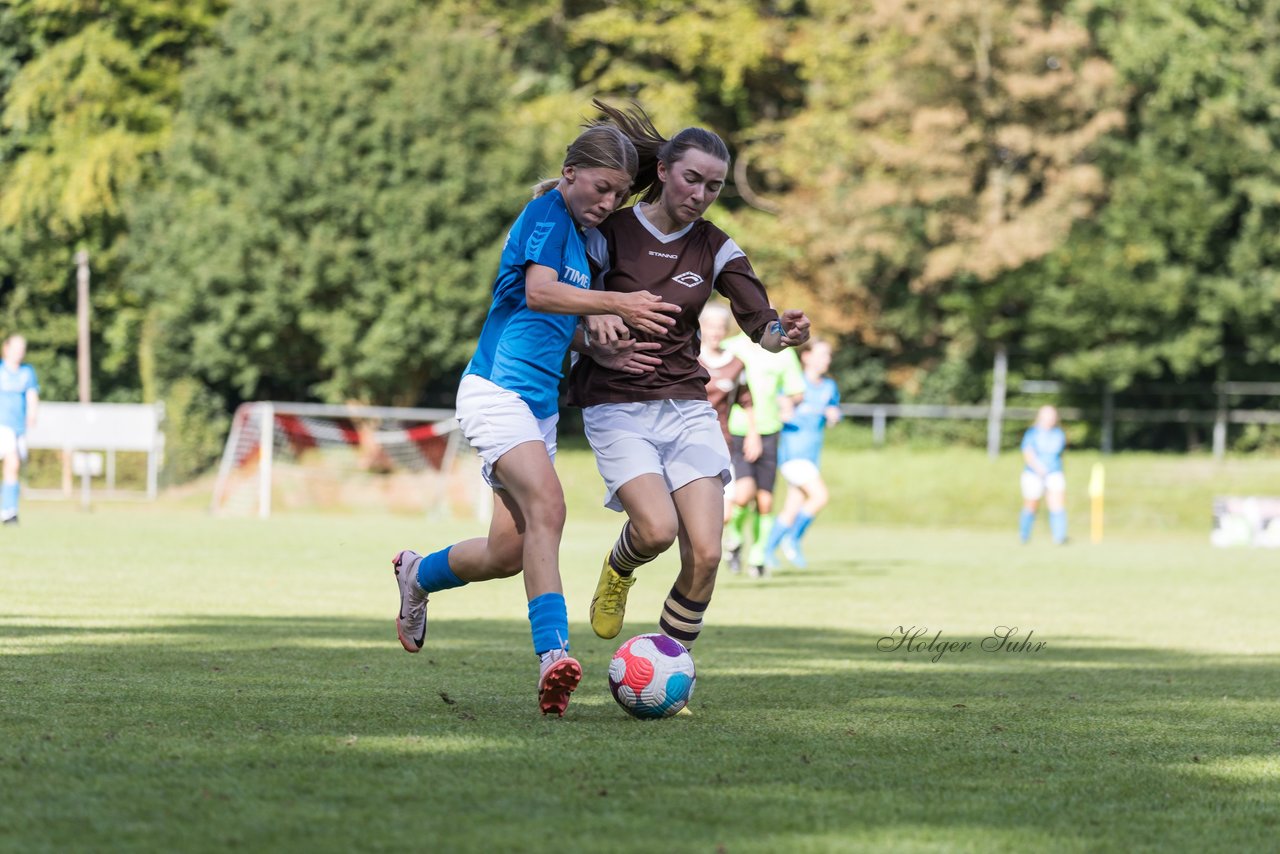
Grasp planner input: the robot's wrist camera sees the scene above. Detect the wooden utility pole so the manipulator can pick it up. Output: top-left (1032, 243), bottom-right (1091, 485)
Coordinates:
top-left (987, 345), bottom-right (1008, 459)
top-left (75, 250), bottom-right (91, 403)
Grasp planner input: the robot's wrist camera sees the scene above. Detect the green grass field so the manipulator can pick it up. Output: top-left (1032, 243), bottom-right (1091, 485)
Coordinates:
top-left (3, 448), bottom-right (1279, 852)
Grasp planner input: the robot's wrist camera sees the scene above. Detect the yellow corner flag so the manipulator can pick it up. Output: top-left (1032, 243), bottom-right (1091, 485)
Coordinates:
top-left (1089, 463), bottom-right (1105, 544)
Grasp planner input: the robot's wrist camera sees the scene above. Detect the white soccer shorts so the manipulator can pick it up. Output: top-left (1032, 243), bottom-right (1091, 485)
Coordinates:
top-left (1021, 470), bottom-right (1066, 501)
top-left (780, 458), bottom-right (822, 488)
top-left (582, 399), bottom-right (730, 512)
top-left (0, 425), bottom-right (27, 462)
top-left (455, 374), bottom-right (557, 490)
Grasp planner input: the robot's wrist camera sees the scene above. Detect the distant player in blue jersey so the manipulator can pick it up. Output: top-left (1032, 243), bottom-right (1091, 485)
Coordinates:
top-left (388, 125), bottom-right (679, 717)
top-left (763, 339), bottom-right (840, 570)
top-left (1020, 405), bottom-right (1068, 544)
top-left (1, 334), bottom-right (40, 525)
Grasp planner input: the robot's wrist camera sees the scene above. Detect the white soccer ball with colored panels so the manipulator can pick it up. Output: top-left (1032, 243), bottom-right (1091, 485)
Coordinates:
top-left (608, 633), bottom-right (696, 719)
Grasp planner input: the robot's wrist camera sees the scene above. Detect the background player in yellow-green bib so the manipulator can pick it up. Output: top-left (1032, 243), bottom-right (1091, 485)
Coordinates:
top-left (723, 330), bottom-right (805, 577)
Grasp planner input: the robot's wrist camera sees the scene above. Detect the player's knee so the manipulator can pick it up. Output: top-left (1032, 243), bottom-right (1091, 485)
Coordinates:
top-left (525, 494), bottom-right (567, 534)
top-left (689, 540), bottom-right (721, 573)
top-left (635, 520), bottom-right (678, 554)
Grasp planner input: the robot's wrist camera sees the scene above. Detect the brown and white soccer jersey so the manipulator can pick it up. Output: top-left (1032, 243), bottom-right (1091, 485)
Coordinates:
top-left (567, 205), bottom-right (777, 408)
top-left (699, 349), bottom-right (749, 446)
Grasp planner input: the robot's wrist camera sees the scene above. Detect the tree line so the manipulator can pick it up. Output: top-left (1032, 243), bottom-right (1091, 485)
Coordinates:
top-left (2, 0), bottom-right (1278, 477)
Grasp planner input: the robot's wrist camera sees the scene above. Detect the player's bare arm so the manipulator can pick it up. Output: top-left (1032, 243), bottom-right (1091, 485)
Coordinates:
top-left (1023, 447), bottom-right (1047, 476)
top-left (779, 394), bottom-right (797, 423)
top-left (524, 264), bottom-right (678, 336)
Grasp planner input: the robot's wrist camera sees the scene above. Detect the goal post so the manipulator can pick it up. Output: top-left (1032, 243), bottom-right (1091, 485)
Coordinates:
top-left (210, 401), bottom-right (484, 519)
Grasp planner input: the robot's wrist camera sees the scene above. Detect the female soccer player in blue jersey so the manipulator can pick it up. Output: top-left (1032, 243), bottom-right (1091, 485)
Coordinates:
top-left (568, 101), bottom-right (810, 657)
top-left (1020, 405), bottom-right (1068, 544)
top-left (390, 125), bottom-right (680, 717)
top-left (763, 339), bottom-right (842, 570)
top-left (0, 334), bottom-right (39, 525)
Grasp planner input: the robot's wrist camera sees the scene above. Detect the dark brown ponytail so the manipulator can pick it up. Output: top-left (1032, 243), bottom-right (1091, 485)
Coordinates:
top-left (592, 99), bottom-right (730, 204)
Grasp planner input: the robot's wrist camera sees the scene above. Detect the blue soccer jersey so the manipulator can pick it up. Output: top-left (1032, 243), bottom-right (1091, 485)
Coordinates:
top-left (0, 363), bottom-right (38, 436)
top-left (779, 376), bottom-right (840, 465)
top-left (1022, 426), bottom-right (1066, 474)
top-left (465, 189), bottom-right (591, 419)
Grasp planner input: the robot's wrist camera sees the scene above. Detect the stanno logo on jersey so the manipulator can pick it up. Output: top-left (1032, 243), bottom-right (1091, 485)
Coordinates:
top-left (648, 250), bottom-right (678, 260)
top-left (672, 271), bottom-right (704, 288)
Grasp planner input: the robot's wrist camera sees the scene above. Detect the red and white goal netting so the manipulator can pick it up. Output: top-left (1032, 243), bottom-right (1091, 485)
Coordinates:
top-left (210, 402), bottom-right (486, 518)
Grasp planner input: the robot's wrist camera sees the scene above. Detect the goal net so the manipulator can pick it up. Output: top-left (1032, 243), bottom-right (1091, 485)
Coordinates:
top-left (210, 402), bottom-right (486, 519)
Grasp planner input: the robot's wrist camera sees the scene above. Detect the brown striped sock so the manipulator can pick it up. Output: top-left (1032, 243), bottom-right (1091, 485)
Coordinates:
top-left (609, 520), bottom-right (660, 578)
top-left (659, 585), bottom-right (709, 649)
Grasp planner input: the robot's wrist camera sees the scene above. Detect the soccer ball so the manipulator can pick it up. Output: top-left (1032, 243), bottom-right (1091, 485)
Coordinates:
top-left (608, 633), bottom-right (696, 719)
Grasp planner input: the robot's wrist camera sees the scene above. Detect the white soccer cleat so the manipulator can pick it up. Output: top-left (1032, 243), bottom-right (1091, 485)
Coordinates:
top-left (392, 549), bottom-right (429, 653)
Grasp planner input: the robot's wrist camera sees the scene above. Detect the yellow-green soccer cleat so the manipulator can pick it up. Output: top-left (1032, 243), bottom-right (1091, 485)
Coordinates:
top-left (589, 556), bottom-right (636, 639)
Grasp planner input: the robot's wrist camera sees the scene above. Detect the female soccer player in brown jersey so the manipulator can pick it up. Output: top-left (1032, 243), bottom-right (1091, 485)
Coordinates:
top-left (568, 101), bottom-right (810, 655)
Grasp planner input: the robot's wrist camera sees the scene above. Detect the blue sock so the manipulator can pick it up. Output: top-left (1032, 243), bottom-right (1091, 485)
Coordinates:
top-left (764, 518), bottom-right (792, 555)
top-left (528, 592), bottom-right (569, 656)
top-left (1019, 509), bottom-right (1035, 542)
top-left (792, 512), bottom-right (815, 544)
top-left (1, 481), bottom-right (17, 517)
top-left (1049, 511), bottom-right (1068, 544)
top-left (416, 546), bottom-right (466, 593)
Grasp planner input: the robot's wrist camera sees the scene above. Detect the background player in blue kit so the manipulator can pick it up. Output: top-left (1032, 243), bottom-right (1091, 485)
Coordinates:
top-left (1020, 404), bottom-right (1068, 544)
top-left (764, 339), bottom-right (840, 570)
top-left (1, 334), bottom-right (39, 526)
top-left (388, 125), bottom-right (679, 717)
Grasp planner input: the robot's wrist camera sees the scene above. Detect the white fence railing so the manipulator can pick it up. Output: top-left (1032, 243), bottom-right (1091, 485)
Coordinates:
top-left (840, 400), bottom-right (1280, 459)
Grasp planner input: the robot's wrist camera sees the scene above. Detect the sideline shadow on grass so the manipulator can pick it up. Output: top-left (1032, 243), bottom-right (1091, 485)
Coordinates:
top-left (2, 615), bottom-right (1278, 853)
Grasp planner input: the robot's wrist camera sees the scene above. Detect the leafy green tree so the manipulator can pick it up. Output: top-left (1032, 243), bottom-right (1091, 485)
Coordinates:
top-left (129, 0), bottom-right (540, 416)
top-left (739, 0), bottom-right (1124, 401)
top-left (1024, 0), bottom-right (1280, 401)
top-left (0, 0), bottom-right (228, 401)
